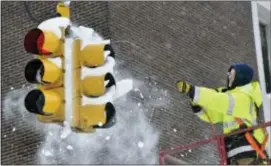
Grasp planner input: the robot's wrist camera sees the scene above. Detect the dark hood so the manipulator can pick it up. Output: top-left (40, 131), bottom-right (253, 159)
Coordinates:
top-left (228, 63), bottom-right (254, 89)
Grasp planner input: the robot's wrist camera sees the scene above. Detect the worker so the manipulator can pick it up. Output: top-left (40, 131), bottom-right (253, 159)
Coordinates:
top-left (176, 63), bottom-right (270, 165)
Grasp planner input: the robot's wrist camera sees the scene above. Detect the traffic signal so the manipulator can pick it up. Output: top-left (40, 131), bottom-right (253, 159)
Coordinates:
top-left (71, 38), bottom-right (117, 132)
top-left (23, 1), bottom-right (120, 133)
top-left (23, 24), bottom-right (66, 124)
top-left (56, 1), bottom-right (70, 18)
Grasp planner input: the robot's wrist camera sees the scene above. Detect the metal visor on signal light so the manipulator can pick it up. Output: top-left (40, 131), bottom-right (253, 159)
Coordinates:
top-left (80, 102), bottom-right (116, 129)
top-left (24, 28), bottom-right (61, 55)
top-left (24, 58), bottom-right (62, 85)
top-left (93, 102), bottom-right (116, 129)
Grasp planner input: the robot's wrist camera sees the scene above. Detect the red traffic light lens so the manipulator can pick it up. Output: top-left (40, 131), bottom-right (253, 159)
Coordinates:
top-left (24, 28), bottom-right (50, 55)
top-left (37, 33), bottom-right (50, 55)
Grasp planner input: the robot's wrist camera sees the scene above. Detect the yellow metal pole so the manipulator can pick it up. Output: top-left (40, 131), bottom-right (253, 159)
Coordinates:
top-left (71, 39), bottom-right (84, 131)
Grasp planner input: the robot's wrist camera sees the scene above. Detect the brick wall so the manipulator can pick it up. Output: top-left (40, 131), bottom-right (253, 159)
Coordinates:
top-left (107, 2), bottom-right (257, 163)
top-left (1, 1), bottom-right (258, 164)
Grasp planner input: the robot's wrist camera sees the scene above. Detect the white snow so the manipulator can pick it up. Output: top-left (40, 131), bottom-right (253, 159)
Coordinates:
top-left (4, 135), bottom-right (7, 138)
top-left (63, 1), bottom-right (71, 7)
top-left (49, 132), bottom-right (53, 136)
top-left (188, 149), bottom-right (192, 153)
top-left (82, 86), bottom-right (115, 105)
top-left (134, 88), bottom-right (139, 92)
top-left (80, 35), bottom-right (110, 49)
top-left (42, 149), bottom-right (53, 157)
top-left (139, 93), bottom-right (144, 99)
top-left (105, 136), bottom-right (111, 141)
top-left (64, 38), bottom-right (74, 137)
top-left (38, 17), bottom-right (71, 39)
top-left (81, 57), bottom-right (115, 77)
top-left (10, 87), bottom-right (14, 90)
top-left (137, 103), bottom-right (141, 107)
top-left (48, 57), bottom-right (62, 69)
top-left (173, 128), bottom-right (177, 132)
top-left (71, 26), bottom-right (106, 44)
top-left (66, 145), bottom-right (73, 150)
top-left (98, 122), bottom-right (103, 127)
top-left (12, 127), bottom-right (16, 132)
top-left (104, 80), bottom-right (109, 87)
top-left (60, 122), bottom-right (72, 139)
top-left (114, 79), bottom-right (134, 99)
top-left (137, 141), bottom-right (144, 148)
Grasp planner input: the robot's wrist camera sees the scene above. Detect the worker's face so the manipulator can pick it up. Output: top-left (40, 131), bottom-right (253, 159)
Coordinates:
top-left (228, 69), bottom-right (235, 87)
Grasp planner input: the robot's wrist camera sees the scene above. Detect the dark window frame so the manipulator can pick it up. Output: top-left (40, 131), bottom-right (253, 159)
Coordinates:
top-left (257, 4), bottom-right (271, 94)
top-left (259, 22), bottom-right (271, 93)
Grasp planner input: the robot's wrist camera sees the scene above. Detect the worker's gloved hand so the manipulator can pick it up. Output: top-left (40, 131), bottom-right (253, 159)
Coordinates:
top-left (176, 80), bottom-right (191, 94)
top-left (190, 101), bottom-right (202, 113)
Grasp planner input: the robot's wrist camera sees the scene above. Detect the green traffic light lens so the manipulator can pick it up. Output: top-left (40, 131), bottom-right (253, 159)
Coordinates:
top-left (24, 89), bottom-right (45, 115)
top-left (24, 59), bottom-right (44, 84)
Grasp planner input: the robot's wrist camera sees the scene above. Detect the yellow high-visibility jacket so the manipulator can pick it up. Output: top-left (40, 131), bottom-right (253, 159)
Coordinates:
top-left (191, 81), bottom-right (265, 144)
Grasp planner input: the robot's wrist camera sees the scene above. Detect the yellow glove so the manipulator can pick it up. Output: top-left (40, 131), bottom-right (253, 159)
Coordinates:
top-left (176, 80), bottom-right (191, 94)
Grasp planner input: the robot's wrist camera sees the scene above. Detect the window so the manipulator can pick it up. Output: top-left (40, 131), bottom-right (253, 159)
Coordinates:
top-left (259, 23), bottom-right (271, 93)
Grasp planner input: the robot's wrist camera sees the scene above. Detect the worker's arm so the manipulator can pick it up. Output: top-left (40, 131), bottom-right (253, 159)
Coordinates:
top-left (190, 102), bottom-right (223, 124)
top-left (190, 86), bottom-right (252, 120)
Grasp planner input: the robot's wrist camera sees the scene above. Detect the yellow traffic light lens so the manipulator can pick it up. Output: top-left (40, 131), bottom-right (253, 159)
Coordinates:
top-left (24, 90), bottom-right (45, 115)
top-left (25, 59), bottom-right (44, 84)
top-left (25, 58), bottom-right (62, 85)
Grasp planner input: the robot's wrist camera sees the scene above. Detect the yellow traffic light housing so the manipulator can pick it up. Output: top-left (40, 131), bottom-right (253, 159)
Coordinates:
top-left (24, 56), bottom-right (64, 120)
top-left (24, 88), bottom-right (63, 116)
top-left (80, 43), bottom-right (114, 67)
top-left (23, 1), bottom-right (120, 132)
top-left (69, 39), bottom-right (117, 133)
top-left (81, 73), bottom-right (116, 97)
top-left (23, 16), bottom-right (67, 124)
top-left (79, 102), bottom-right (116, 131)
